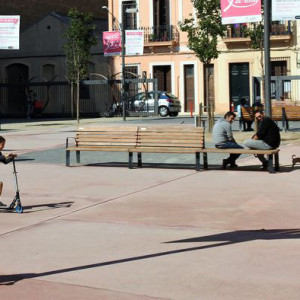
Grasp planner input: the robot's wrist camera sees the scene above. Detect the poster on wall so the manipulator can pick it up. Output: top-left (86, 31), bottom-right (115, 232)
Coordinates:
top-left (0, 16), bottom-right (20, 50)
top-left (220, 0), bottom-right (262, 24)
top-left (125, 30), bottom-right (144, 56)
top-left (272, 0), bottom-right (300, 21)
top-left (103, 31), bottom-right (122, 56)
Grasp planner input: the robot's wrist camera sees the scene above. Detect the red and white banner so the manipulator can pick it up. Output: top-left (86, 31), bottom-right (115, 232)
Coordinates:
top-left (0, 15), bottom-right (20, 50)
top-left (125, 30), bottom-right (144, 56)
top-left (103, 31), bottom-right (122, 56)
top-left (221, 0), bottom-right (262, 24)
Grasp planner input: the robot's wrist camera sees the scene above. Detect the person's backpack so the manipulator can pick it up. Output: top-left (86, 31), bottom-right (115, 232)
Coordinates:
top-left (34, 101), bottom-right (43, 109)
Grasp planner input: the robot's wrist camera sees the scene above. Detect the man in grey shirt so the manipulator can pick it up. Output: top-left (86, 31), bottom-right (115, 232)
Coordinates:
top-left (212, 111), bottom-right (243, 169)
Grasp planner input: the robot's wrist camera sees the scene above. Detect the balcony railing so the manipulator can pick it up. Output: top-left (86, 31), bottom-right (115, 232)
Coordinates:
top-left (139, 25), bottom-right (179, 43)
top-left (225, 22), bottom-right (292, 39)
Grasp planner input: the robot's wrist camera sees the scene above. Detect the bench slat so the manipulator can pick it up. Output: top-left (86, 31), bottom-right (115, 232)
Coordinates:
top-left (67, 147), bottom-right (131, 152)
top-left (131, 147), bottom-right (203, 153)
top-left (77, 138), bottom-right (137, 142)
top-left (284, 106), bottom-right (300, 120)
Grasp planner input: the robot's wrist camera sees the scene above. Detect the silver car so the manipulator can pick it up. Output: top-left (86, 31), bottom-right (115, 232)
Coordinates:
top-left (131, 91), bottom-right (182, 117)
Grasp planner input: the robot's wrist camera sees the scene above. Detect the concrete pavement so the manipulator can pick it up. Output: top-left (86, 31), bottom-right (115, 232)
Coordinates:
top-left (0, 117), bottom-right (299, 300)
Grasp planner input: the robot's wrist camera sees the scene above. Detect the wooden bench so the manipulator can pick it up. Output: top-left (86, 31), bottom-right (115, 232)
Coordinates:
top-left (128, 126), bottom-right (279, 173)
top-left (241, 106), bottom-right (286, 129)
top-left (283, 106), bottom-right (300, 130)
top-left (129, 126), bottom-right (204, 170)
top-left (240, 106), bottom-right (254, 123)
top-left (239, 107), bottom-right (254, 131)
top-left (66, 126), bottom-right (280, 173)
top-left (66, 126), bottom-right (138, 166)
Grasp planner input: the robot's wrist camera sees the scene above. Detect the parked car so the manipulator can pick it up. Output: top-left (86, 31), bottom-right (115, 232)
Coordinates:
top-left (130, 91), bottom-right (182, 117)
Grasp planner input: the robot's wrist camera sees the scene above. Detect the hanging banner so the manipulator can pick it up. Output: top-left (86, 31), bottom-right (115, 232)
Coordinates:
top-left (0, 15), bottom-right (20, 50)
top-left (272, 0), bottom-right (300, 21)
top-left (103, 31), bottom-right (122, 56)
top-left (125, 30), bottom-right (144, 56)
top-left (221, 0), bottom-right (262, 24)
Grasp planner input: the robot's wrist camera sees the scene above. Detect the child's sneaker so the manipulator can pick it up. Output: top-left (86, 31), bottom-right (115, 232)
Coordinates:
top-left (0, 201), bottom-right (6, 207)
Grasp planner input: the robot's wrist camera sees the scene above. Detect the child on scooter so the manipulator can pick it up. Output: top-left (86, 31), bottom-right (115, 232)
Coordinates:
top-left (0, 136), bottom-right (17, 206)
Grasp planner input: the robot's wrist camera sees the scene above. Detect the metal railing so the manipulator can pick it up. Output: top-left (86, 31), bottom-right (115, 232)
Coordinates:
top-left (225, 22), bottom-right (292, 39)
top-left (0, 78), bottom-right (158, 118)
top-left (139, 25), bottom-right (179, 43)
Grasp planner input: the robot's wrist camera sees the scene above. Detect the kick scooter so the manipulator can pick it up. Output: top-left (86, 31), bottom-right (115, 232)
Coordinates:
top-left (0, 159), bottom-right (23, 213)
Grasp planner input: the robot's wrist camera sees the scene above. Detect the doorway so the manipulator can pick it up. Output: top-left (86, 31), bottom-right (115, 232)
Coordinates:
top-left (153, 65), bottom-right (171, 92)
top-left (6, 63), bottom-right (29, 114)
top-left (184, 65), bottom-right (195, 112)
top-left (229, 63), bottom-right (250, 110)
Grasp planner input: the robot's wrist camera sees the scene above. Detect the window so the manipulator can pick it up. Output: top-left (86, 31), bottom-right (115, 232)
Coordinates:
top-left (42, 64), bottom-right (55, 81)
top-left (122, 1), bottom-right (137, 30)
top-left (153, 0), bottom-right (170, 27)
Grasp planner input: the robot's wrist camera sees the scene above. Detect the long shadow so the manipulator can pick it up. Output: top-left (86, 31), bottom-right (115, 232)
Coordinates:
top-left (15, 158), bottom-right (35, 162)
top-left (0, 202), bottom-right (73, 214)
top-left (203, 164), bottom-right (300, 173)
top-left (22, 201), bottom-right (73, 213)
top-left (86, 162), bottom-right (196, 170)
top-left (1, 228), bottom-right (299, 285)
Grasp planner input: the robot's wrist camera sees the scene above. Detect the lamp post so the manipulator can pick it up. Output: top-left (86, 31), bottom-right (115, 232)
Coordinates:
top-left (102, 6), bottom-right (126, 121)
top-left (264, 0), bottom-right (271, 117)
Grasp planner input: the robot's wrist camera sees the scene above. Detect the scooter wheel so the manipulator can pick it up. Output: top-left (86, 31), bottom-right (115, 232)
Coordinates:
top-left (15, 205), bottom-right (23, 214)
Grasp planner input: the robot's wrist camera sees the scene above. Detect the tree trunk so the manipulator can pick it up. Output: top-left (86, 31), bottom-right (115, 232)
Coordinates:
top-left (71, 82), bottom-right (74, 118)
top-left (76, 74), bottom-right (80, 124)
top-left (205, 63), bottom-right (214, 132)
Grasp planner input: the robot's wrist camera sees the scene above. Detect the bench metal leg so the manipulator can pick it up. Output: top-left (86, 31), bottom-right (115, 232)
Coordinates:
top-left (129, 152), bottom-right (133, 169)
top-left (203, 153), bottom-right (208, 170)
top-left (268, 154), bottom-right (275, 173)
top-left (66, 150), bottom-right (70, 167)
top-left (196, 152), bottom-right (200, 171)
top-left (275, 153), bottom-right (280, 172)
top-left (76, 151), bottom-right (81, 164)
top-left (138, 153), bottom-right (142, 167)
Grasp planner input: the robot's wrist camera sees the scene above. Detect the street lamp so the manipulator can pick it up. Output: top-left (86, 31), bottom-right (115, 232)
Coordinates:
top-left (102, 5), bottom-right (127, 121)
top-left (263, 0), bottom-right (271, 117)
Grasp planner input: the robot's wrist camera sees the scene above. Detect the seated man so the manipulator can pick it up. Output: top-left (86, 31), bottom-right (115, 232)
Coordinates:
top-left (244, 110), bottom-right (281, 169)
top-left (212, 111), bottom-right (243, 169)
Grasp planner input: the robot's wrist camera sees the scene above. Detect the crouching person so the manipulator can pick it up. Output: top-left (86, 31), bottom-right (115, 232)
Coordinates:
top-left (0, 136), bottom-right (17, 206)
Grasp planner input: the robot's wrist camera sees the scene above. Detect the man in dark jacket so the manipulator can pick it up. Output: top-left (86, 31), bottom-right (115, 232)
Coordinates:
top-left (244, 110), bottom-right (280, 169)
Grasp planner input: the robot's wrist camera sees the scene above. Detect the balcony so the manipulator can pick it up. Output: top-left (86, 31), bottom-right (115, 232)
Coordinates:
top-left (223, 22), bottom-right (293, 44)
top-left (140, 25), bottom-right (179, 53)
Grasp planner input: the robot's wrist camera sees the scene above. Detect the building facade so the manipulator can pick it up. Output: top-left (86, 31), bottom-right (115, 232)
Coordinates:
top-left (108, 0), bottom-right (300, 114)
top-left (0, 12), bottom-right (108, 116)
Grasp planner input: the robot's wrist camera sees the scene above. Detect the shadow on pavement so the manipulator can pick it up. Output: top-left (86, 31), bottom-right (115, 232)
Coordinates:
top-left (0, 202), bottom-right (74, 214)
top-left (86, 162), bottom-right (196, 170)
top-left (1, 229), bottom-right (299, 285)
top-left (203, 164), bottom-right (299, 173)
top-left (22, 201), bottom-right (73, 213)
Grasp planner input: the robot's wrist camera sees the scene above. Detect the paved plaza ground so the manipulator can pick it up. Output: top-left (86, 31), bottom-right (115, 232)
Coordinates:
top-left (0, 116), bottom-right (299, 299)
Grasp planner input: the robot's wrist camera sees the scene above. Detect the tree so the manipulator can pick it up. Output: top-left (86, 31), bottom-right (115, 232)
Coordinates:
top-left (63, 8), bottom-right (97, 123)
top-left (243, 22), bottom-right (265, 102)
top-left (180, 0), bottom-right (226, 131)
